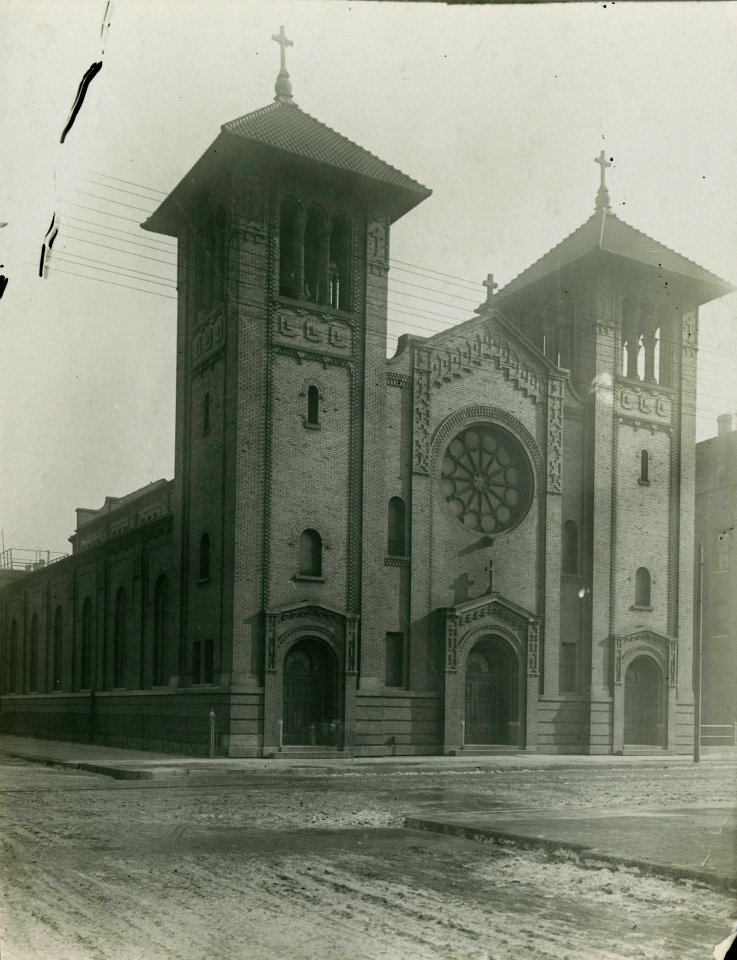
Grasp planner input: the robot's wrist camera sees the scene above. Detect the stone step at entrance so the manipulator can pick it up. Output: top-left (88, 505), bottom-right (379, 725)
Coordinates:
top-left (461, 745), bottom-right (522, 755)
top-left (276, 746), bottom-right (347, 760)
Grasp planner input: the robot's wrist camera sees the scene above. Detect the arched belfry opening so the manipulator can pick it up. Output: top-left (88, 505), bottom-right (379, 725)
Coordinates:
top-left (624, 655), bottom-right (664, 746)
top-left (328, 213), bottom-right (351, 310)
top-left (303, 208), bottom-right (327, 303)
top-left (279, 196), bottom-right (301, 298)
top-left (282, 637), bottom-right (338, 746)
top-left (464, 635), bottom-right (519, 745)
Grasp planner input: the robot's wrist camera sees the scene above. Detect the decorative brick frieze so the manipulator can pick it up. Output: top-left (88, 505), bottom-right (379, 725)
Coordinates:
top-left (615, 380), bottom-right (673, 426)
top-left (386, 372), bottom-right (411, 389)
top-left (412, 366), bottom-right (431, 474)
top-left (426, 322), bottom-right (545, 400)
top-left (547, 378), bottom-right (564, 493)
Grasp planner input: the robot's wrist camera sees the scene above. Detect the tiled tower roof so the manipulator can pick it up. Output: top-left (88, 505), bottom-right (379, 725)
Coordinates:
top-left (143, 99), bottom-right (430, 235)
top-left (497, 208), bottom-right (734, 305)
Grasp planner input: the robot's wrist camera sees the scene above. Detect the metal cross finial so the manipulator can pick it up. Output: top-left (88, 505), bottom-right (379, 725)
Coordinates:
top-left (483, 273), bottom-right (499, 305)
top-left (594, 150), bottom-right (612, 211)
top-left (595, 150), bottom-right (611, 187)
top-left (272, 25), bottom-right (293, 72)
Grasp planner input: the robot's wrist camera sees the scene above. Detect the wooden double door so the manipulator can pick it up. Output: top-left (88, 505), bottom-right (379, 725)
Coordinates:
top-left (283, 637), bottom-right (338, 746)
top-left (464, 636), bottom-right (518, 745)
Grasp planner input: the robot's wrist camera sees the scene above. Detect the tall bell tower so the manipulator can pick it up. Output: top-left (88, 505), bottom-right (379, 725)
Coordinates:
top-left (143, 31), bottom-right (430, 755)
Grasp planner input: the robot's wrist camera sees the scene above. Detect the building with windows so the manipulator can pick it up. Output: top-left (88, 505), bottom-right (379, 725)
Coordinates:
top-left (695, 415), bottom-right (737, 747)
top-left (0, 49), bottom-right (733, 756)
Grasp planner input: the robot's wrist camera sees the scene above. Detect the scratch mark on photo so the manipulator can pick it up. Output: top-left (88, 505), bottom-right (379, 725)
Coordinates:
top-left (60, 62), bottom-right (103, 144)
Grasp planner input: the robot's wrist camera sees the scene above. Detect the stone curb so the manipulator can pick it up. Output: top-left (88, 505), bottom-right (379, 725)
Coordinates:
top-left (0, 750), bottom-right (188, 780)
top-left (404, 816), bottom-right (737, 894)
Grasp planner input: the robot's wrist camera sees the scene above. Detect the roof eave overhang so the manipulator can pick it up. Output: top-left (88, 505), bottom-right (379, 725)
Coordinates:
top-left (142, 131), bottom-right (432, 236)
top-left (496, 247), bottom-right (735, 309)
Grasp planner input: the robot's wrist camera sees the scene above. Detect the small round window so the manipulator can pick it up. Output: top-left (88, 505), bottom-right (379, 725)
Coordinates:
top-left (440, 423), bottom-right (533, 535)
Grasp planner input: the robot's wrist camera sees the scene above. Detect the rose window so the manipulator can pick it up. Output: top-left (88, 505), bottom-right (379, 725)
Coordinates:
top-left (440, 423), bottom-right (533, 534)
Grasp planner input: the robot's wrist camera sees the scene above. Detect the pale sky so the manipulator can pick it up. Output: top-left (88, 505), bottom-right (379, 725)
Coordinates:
top-left (2, 0), bottom-right (737, 555)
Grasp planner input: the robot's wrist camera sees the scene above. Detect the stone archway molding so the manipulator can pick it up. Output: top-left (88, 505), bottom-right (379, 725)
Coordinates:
top-left (261, 601), bottom-right (359, 756)
top-left (441, 592), bottom-right (540, 754)
top-left (612, 628), bottom-right (677, 754)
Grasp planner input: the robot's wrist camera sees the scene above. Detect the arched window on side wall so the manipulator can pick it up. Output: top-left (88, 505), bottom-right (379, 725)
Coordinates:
top-left (562, 520), bottom-right (579, 576)
top-left (29, 614), bottom-right (38, 692)
top-left (53, 606), bottom-right (63, 691)
top-left (639, 449), bottom-right (650, 484)
top-left (113, 588), bottom-right (127, 688)
top-left (80, 598), bottom-right (92, 690)
top-left (279, 197), bottom-right (300, 298)
top-left (153, 575), bottom-right (168, 687)
top-left (329, 213), bottom-right (351, 310)
top-left (387, 497), bottom-right (407, 556)
top-left (306, 385), bottom-right (320, 427)
top-left (635, 567), bottom-right (651, 608)
top-left (299, 529), bottom-right (323, 578)
top-left (199, 533), bottom-right (210, 581)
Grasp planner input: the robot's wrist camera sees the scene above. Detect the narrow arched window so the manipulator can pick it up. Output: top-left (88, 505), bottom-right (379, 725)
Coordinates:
top-left (113, 588), bottom-right (127, 688)
top-left (29, 613), bottom-right (38, 692)
top-left (562, 520), bottom-right (578, 576)
top-left (80, 598), bottom-right (92, 690)
top-left (203, 391), bottom-right (211, 434)
top-left (387, 497), bottom-right (407, 556)
top-left (153, 575), bottom-right (167, 687)
top-left (329, 213), bottom-right (351, 310)
top-left (299, 529), bottom-right (322, 577)
top-left (306, 385), bottom-right (320, 426)
top-left (303, 209), bottom-right (326, 304)
top-left (199, 533), bottom-right (210, 581)
top-left (7, 619), bottom-right (18, 693)
top-left (279, 197), bottom-right (300, 298)
top-left (635, 567), bottom-right (651, 608)
top-left (53, 606), bottom-right (63, 691)
top-left (639, 450), bottom-right (649, 484)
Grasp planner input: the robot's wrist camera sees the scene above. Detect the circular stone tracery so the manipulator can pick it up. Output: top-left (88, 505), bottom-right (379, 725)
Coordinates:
top-left (440, 423), bottom-right (533, 535)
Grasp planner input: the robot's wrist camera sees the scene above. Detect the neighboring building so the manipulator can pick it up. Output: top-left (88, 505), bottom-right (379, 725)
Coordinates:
top-left (695, 414), bottom-right (737, 746)
top-left (0, 49), bottom-right (733, 757)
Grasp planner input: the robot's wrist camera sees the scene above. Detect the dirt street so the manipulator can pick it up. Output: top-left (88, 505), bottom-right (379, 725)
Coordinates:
top-left (0, 757), bottom-right (734, 960)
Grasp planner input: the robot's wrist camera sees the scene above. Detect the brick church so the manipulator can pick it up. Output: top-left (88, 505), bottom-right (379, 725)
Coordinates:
top-left (1, 36), bottom-right (733, 756)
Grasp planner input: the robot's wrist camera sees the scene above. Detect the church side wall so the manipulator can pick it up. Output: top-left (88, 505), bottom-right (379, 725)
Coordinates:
top-left (0, 519), bottom-right (228, 755)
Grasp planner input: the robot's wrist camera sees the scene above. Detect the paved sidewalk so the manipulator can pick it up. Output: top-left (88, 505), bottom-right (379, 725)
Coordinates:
top-left (0, 734), bottom-right (730, 780)
top-left (406, 804), bottom-right (737, 892)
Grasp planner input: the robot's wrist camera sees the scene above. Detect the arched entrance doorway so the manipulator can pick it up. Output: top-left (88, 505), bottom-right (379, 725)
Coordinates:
top-left (283, 637), bottom-right (337, 746)
top-left (464, 636), bottom-right (518, 745)
top-left (624, 655), bottom-right (664, 746)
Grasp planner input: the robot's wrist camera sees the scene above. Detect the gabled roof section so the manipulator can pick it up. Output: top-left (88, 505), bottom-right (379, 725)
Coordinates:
top-left (144, 99), bottom-right (431, 235)
top-left (496, 208), bottom-right (734, 305)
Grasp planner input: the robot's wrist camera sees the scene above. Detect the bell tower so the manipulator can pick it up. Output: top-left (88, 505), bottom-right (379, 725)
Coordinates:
top-left (143, 31), bottom-right (430, 755)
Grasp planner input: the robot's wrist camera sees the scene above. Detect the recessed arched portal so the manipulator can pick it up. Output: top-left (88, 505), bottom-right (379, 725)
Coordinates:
top-left (464, 635), bottom-right (518, 745)
top-left (283, 637), bottom-right (337, 746)
top-left (624, 655), bottom-right (664, 746)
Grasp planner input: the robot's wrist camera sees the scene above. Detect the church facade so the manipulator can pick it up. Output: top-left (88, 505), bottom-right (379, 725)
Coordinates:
top-left (1, 53), bottom-right (732, 757)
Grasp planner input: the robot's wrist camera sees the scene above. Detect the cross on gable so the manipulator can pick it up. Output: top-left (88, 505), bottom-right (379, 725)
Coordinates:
top-left (272, 25), bottom-right (294, 72)
top-left (483, 273), bottom-right (499, 305)
top-left (484, 556), bottom-right (494, 594)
